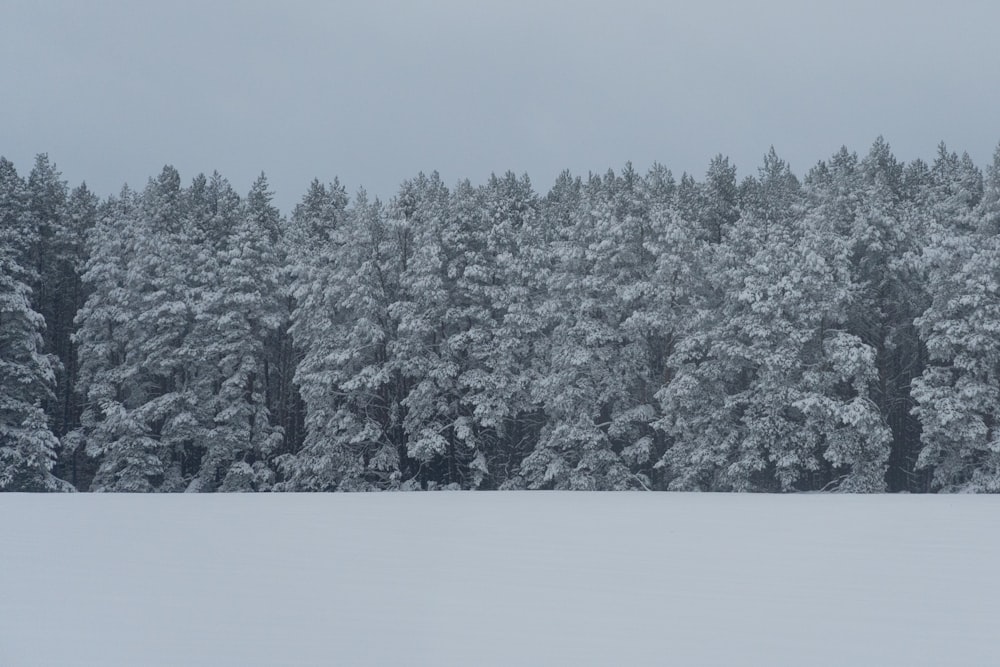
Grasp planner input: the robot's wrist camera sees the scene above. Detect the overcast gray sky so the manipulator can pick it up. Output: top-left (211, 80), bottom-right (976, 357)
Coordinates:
top-left (3, 0), bottom-right (999, 212)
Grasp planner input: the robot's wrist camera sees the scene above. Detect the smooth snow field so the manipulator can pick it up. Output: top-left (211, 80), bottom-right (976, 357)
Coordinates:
top-left (2, 493), bottom-right (999, 667)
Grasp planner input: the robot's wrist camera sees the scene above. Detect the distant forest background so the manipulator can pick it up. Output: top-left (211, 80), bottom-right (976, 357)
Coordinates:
top-left (3, 139), bottom-right (999, 492)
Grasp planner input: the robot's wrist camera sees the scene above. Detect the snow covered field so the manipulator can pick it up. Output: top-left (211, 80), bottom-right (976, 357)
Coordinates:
top-left (2, 493), bottom-right (998, 666)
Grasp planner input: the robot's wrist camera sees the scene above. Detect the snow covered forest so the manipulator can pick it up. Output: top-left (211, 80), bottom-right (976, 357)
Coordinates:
top-left (3, 139), bottom-right (999, 493)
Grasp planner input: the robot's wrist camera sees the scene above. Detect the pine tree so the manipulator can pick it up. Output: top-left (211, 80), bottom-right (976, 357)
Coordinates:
top-left (50, 183), bottom-right (98, 485)
top-left (274, 180), bottom-right (351, 489)
top-left (522, 166), bottom-right (661, 490)
top-left (699, 155), bottom-right (740, 245)
top-left (0, 159), bottom-right (31, 270)
top-left (192, 174), bottom-right (284, 491)
top-left (80, 168), bottom-right (213, 491)
top-left (0, 267), bottom-right (67, 491)
top-left (451, 173), bottom-right (542, 488)
top-left (656, 150), bottom-right (890, 490)
top-left (391, 173), bottom-right (485, 487)
top-left (911, 145), bottom-right (1000, 490)
top-left (24, 156), bottom-right (77, 431)
top-left (0, 160), bottom-right (71, 491)
top-left (130, 167), bottom-right (212, 490)
top-left (282, 190), bottom-right (412, 490)
top-left (75, 187), bottom-right (160, 491)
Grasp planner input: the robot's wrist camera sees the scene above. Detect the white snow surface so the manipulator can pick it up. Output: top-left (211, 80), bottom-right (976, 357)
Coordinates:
top-left (2, 492), bottom-right (998, 666)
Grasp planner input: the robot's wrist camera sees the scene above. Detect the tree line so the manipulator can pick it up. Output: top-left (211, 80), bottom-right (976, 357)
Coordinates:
top-left (2, 139), bottom-right (998, 492)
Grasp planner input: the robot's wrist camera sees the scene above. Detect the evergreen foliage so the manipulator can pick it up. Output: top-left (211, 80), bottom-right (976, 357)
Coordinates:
top-left (0, 158), bottom-right (71, 491)
top-left (6, 141), bottom-right (1000, 492)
